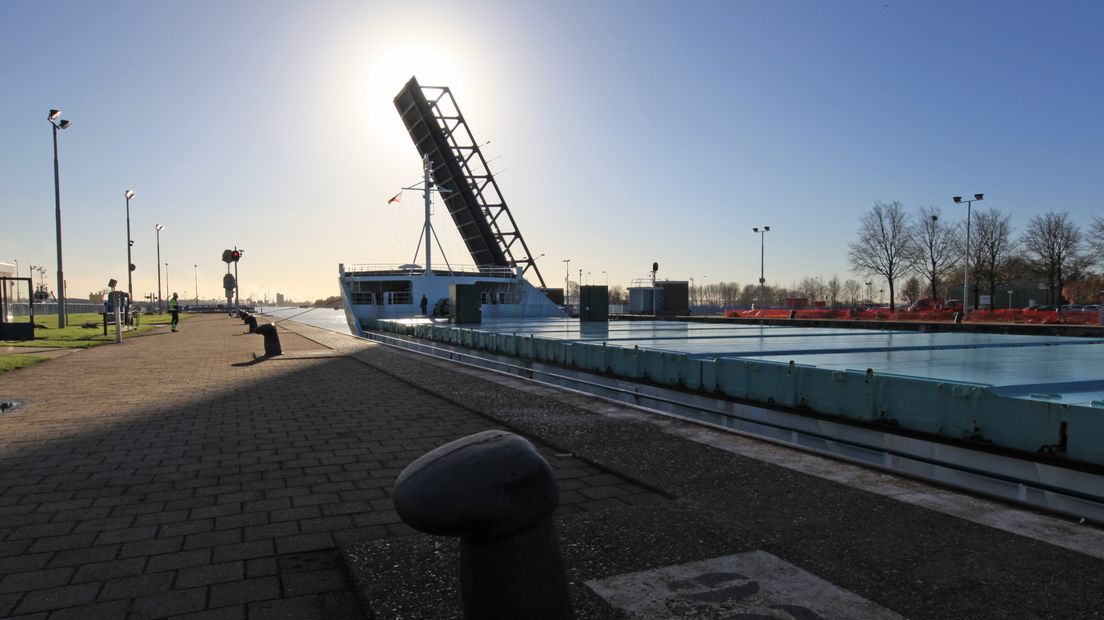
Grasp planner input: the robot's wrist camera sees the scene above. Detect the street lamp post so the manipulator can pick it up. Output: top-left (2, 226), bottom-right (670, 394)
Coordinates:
top-left (602, 270), bottom-right (607, 287)
top-left (1007, 289), bottom-right (1013, 310)
top-left (124, 189), bottom-right (135, 302)
top-left (864, 281), bottom-right (872, 303)
top-left (562, 259), bottom-right (570, 307)
top-left (165, 262), bottom-right (170, 299)
top-left (155, 224), bottom-right (164, 313)
top-left (953, 193), bottom-right (984, 319)
top-left (701, 275), bottom-right (707, 306)
top-left (753, 226), bottom-right (770, 308)
top-left (48, 110), bottom-right (71, 327)
top-left (194, 264), bottom-right (198, 307)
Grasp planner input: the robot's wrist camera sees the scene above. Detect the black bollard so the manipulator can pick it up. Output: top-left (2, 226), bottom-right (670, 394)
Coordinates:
top-left (244, 314), bottom-right (258, 333)
top-left (394, 430), bottom-right (573, 620)
top-left (255, 323), bottom-right (282, 356)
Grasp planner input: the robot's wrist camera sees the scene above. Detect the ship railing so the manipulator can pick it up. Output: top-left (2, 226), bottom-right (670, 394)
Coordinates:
top-left (344, 264), bottom-right (518, 278)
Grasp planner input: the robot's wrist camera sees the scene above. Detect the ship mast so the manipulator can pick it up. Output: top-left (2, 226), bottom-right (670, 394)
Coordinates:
top-left (423, 155), bottom-right (433, 273)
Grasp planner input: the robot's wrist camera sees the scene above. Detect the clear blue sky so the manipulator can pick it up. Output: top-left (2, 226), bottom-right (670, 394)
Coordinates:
top-left (3, 0), bottom-right (1102, 302)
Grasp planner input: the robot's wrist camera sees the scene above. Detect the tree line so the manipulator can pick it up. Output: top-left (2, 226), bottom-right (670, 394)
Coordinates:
top-left (846, 200), bottom-right (1104, 310)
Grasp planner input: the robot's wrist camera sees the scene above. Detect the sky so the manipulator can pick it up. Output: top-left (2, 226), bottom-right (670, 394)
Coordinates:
top-left (3, 0), bottom-right (1103, 303)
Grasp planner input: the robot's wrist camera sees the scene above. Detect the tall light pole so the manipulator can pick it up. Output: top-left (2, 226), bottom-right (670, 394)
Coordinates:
top-left (753, 226), bottom-right (770, 308)
top-left (602, 270), bottom-right (607, 287)
top-left (194, 264), bottom-right (199, 307)
top-left (155, 224), bottom-right (164, 313)
top-left (701, 275), bottom-right (707, 305)
top-left (953, 193), bottom-right (984, 319)
top-left (562, 259), bottom-right (570, 307)
top-left (165, 262), bottom-right (170, 299)
top-left (124, 189), bottom-right (135, 301)
top-left (48, 110), bottom-right (71, 327)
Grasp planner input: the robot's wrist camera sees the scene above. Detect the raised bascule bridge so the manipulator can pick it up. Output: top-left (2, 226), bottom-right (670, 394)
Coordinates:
top-left (392, 76), bottom-right (547, 290)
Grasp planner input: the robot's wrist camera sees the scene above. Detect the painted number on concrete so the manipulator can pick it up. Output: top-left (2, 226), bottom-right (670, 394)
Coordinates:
top-left (585, 551), bottom-right (902, 619)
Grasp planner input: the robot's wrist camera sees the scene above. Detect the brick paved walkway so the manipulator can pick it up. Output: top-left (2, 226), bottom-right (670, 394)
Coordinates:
top-left (0, 314), bottom-right (656, 619)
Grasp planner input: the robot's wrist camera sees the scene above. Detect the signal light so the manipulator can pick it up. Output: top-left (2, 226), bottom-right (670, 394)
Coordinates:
top-left (231, 250), bottom-right (241, 262)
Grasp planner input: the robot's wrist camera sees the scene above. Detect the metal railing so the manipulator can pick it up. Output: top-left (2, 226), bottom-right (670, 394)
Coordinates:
top-left (343, 264), bottom-right (518, 278)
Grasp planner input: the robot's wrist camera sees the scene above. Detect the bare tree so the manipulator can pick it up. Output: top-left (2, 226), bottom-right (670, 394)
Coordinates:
top-left (608, 285), bottom-right (627, 305)
top-left (911, 206), bottom-right (959, 301)
top-left (826, 275), bottom-right (841, 307)
top-left (973, 208), bottom-right (1015, 308)
top-left (847, 200), bottom-right (915, 310)
top-left (1020, 211), bottom-right (1087, 305)
top-left (739, 284), bottom-right (759, 306)
top-left (797, 277), bottom-right (824, 303)
top-left (901, 276), bottom-right (922, 304)
top-left (1090, 216), bottom-right (1104, 266)
top-left (842, 279), bottom-right (862, 306)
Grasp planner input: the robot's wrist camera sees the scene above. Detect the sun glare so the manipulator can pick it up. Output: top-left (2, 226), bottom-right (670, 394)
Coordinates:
top-left (359, 39), bottom-right (471, 140)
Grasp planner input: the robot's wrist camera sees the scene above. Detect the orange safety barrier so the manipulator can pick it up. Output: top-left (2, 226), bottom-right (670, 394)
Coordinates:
top-left (722, 307), bottom-right (1102, 325)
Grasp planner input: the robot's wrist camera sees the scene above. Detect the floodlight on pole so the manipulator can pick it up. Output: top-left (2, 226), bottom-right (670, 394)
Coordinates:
top-left (124, 189), bottom-right (135, 303)
top-left (49, 108), bottom-right (71, 327)
top-left (155, 224), bottom-right (164, 313)
top-left (953, 193), bottom-right (984, 318)
top-left (753, 226), bottom-right (770, 308)
top-left (562, 259), bottom-right (570, 308)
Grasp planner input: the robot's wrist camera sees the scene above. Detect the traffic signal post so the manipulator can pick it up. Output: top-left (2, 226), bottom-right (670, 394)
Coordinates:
top-left (221, 247), bottom-right (243, 308)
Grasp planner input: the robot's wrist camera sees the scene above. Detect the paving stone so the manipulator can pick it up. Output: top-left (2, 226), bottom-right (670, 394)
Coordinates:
top-left (98, 571), bottom-right (175, 600)
top-left (130, 587), bottom-right (208, 619)
top-left (119, 536), bottom-right (184, 558)
top-left (0, 551), bottom-right (52, 574)
top-left (243, 521), bottom-right (299, 541)
top-left (167, 605), bottom-right (246, 620)
top-left (146, 548), bottom-right (212, 573)
top-left (182, 529), bottom-right (242, 550)
top-left (0, 566), bottom-right (75, 593)
top-left (72, 557), bottom-right (148, 583)
top-left (9, 521), bottom-right (74, 540)
top-left (39, 598), bottom-right (130, 620)
top-left (281, 569), bottom-right (348, 597)
top-left (274, 533), bottom-right (334, 555)
top-left (212, 540), bottom-right (273, 563)
top-left (159, 518), bottom-right (215, 537)
top-left (12, 583), bottom-right (101, 614)
top-left (47, 544), bottom-right (119, 567)
top-left (175, 561), bottom-right (245, 588)
top-left (208, 576), bottom-right (281, 607)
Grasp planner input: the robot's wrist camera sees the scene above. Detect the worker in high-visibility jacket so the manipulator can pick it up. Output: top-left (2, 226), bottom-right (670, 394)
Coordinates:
top-left (169, 292), bottom-right (180, 332)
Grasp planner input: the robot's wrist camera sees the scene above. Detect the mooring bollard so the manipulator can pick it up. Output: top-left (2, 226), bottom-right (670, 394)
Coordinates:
top-left (244, 314), bottom-right (258, 333)
top-left (393, 430), bottom-right (573, 620)
top-left (254, 323), bottom-right (282, 356)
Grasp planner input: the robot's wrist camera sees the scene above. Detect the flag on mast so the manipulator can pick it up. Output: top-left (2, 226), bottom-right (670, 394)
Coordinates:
top-left (387, 192), bottom-right (402, 205)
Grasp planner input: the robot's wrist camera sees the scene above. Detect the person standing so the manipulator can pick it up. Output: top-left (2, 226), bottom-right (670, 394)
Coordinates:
top-left (420, 294), bottom-right (429, 316)
top-left (169, 292), bottom-right (180, 332)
